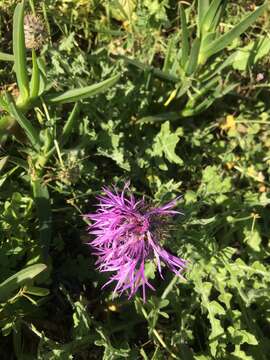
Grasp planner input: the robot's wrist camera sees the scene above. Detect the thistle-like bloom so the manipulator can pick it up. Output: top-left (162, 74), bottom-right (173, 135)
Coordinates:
top-left (86, 184), bottom-right (187, 300)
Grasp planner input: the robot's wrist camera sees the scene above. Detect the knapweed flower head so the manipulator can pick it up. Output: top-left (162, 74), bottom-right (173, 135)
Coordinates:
top-left (86, 183), bottom-right (187, 300)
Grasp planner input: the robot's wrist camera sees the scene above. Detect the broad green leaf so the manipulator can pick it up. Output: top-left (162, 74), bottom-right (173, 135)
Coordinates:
top-left (201, 3), bottom-right (267, 61)
top-left (47, 74), bottom-right (120, 104)
top-left (245, 229), bottom-right (261, 252)
top-left (5, 92), bottom-right (41, 149)
top-left (13, 0), bottom-right (29, 104)
top-left (180, 4), bottom-right (189, 68)
top-left (24, 286), bottom-right (50, 297)
top-left (0, 115), bottom-right (16, 132)
top-left (232, 36), bottom-right (270, 71)
top-left (30, 50), bottom-right (40, 99)
top-left (0, 263), bottom-right (47, 302)
top-left (185, 38), bottom-right (201, 75)
top-left (110, 0), bottom-right (137, 21)
top-left (0, 52), bottom-right (14, 61)
top-left (199, 165), bottom-right (232, 195)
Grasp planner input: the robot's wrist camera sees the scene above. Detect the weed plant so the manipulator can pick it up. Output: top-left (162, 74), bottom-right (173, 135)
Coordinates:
top-left (0, 1), bottom-right (270, 359)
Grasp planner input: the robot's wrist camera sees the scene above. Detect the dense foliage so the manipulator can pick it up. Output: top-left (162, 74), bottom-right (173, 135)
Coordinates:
top-left (0, 1), bottom-right (270, 359)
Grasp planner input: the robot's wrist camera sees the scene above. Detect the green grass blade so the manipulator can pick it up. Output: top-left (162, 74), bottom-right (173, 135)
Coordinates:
top-left (37, 58), bottom-right (48, 95)
top-left (47, 74), bottom-right (121, 104)
top-left (201, 3), bottom-right (267, 61)
top-left (5, 92), bottom-right (41, 149)
top-left (61, 102), bottom-right (80, 146)
top-left (185, 38), bottom-right (201, 76)
top-left (163, 37), bottom-right (174, 73)
top-left (32, 180), bottom-right (52, 261)
top-left (0, 52), bottom-right (14, 61)
top-left (0, 264), bottom-right (47, 302)
top-left (180, 4), bottom-right (190, 68)
top-left (200, 0), bottom-right (223, 35)
top-left (30, 50), bottom-right (40, 99)
top-left (13, 0), bottom-right (29, 103)
top-left (198, 0), bottom-right (209, 33)
top-left (138, 112), bottom-right (180, 124)
top-left (120, 56), bottom-right (179, 82)
top-left (210, 0), bottom-right (227, 32)
top-left (200, 51), bottom-right (237, 81)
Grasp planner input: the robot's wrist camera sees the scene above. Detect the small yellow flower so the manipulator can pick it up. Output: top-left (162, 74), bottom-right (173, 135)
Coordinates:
top-left (108, 304), bottom-right (118, 312)
top-left (225, 162), bottom-right (235, 170)
top-left (220, 115), bottom-right (236, 131)
top-left (259, 184), bottom-right (266, 193)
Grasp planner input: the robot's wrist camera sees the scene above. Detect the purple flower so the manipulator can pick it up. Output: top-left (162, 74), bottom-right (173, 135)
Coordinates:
top-left (85, 183), bottom-right (187, 300)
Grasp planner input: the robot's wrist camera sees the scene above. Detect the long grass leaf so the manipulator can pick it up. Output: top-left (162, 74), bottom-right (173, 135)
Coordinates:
top-left (163, 37), bottom-right (174, 73)
top-left (120, 56), bottom-right (179, 82)
top-left (198, 0), bottom-right (209, 33)
top-left (138, 112), bottom-right (180, 124)
top-left (5, 92), bottom-right (41, 149)
top-left (32, 180), bottom-right (52, 261)
top-left (185, 38), bottom-right (201, 76)
top-left (30, 50), bottom-right (40, 99)
top-left (47, 74), bottom-right (121, 104)
top-left (180, 4), bottom-right (190, 68)
top-left (61, 102), bottom-right (80, 146)
top-left (0, 52), bottom-right (14, 61)
top-left (200, 0), bottom-right (223, 35)
top-left (13, 1), bottom-right (29, 103)
top-left (0, 264), bottom-right (47, 302)
top-left (202, 3), bottom-right (267, 61)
